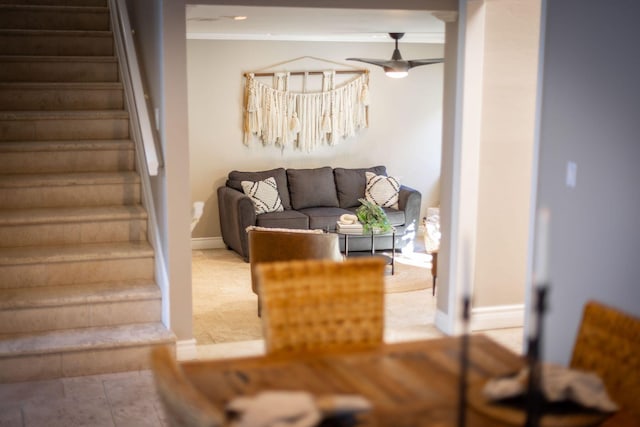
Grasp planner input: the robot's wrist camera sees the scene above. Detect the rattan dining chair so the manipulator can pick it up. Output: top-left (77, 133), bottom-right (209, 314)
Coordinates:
top-left (150, 346), bottom-right (226, 427)
top-left (248, 227), bottom-right (343, 315)
top-left (256, 257), bottom-right (386, 355)
top-left (570, 300), bottom-right (640, 417)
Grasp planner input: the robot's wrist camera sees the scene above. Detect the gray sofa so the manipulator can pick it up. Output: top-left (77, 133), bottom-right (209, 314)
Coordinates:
top-left (217, 165), bottom-right (422, 261)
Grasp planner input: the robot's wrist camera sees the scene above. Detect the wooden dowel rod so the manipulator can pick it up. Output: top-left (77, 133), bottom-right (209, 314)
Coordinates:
top-left (246, 69), bottom-right (367, 77)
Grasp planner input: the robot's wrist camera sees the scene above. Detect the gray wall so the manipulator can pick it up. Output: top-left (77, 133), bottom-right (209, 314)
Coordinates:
top-left (537, 0), bottom-right (640, 364)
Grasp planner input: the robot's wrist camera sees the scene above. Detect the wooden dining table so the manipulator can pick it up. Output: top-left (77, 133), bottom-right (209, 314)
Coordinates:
top-left (180, 335), bottom-right (612, 427)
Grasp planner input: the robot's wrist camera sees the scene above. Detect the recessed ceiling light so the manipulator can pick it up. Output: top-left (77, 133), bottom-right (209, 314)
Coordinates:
top-left (233, 16), bottom-right (247, 21)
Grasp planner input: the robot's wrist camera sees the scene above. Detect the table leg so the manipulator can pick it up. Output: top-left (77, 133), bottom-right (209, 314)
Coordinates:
top-left (431, 251), bottom-right (438, 296)
top-left (345, 234), bottom-right (349, 257)
top-left (391, 231), bottom-right (395, 275)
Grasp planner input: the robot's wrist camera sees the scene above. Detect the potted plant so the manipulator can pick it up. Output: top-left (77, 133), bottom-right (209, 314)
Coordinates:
top-left (355, 198), bottom-right (392, 233)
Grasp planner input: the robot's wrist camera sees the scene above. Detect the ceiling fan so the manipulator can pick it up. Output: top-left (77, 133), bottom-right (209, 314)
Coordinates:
top-left (347, 33), bottom-right (444, 79)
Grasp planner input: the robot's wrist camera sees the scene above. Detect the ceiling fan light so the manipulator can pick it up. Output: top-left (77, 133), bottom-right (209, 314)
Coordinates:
top-left (385, 70), bottom-right (408, 79)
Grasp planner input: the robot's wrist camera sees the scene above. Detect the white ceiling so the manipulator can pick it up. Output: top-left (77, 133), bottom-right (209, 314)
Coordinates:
top-left (186, 5), bottom-right (445, 43)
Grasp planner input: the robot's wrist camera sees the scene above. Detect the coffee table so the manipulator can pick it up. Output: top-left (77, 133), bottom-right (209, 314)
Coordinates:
top-left (335, 227), bottom-right (396, 275)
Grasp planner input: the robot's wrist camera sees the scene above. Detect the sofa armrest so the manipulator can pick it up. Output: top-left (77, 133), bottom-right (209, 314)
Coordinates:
top-left (398, 185), bottom-right (422, 233)
top-left (217, 186), bottom-right (256, 261)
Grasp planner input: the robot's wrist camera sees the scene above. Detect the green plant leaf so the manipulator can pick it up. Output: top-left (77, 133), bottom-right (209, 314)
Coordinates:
top-left (356, 198), bottom-right (392, 233)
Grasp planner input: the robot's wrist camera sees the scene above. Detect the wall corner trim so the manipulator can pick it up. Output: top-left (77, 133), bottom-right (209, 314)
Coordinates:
top-left (435, 308), bottom-right (455, 335)
top-left (176, 339), bottom-right (198, 361)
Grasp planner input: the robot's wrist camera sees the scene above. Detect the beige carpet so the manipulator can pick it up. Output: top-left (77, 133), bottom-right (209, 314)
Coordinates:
top-left (192, 249), bottom-right (436, 345)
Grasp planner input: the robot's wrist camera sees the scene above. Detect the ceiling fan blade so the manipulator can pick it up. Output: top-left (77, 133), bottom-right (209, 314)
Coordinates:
top-left (407, 58), bottom-right (445, 69)
top-left (346, 58), bottom-right (395, 68)
top-left (347, 33), bottom-right (443, 76)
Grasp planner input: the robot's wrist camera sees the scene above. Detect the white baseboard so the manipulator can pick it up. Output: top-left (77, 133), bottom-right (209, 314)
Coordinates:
top-left (470, 304), bottom-right (524, 331)
top-left (191, 237), bottom-right (225, 250)
top-left (176, 339), bottom-right (198, 361)
top-left (435, 304), bottom-right (524, 335)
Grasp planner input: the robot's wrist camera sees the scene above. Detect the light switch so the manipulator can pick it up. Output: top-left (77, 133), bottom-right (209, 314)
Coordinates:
top-left (566, 161), bottom-right (577, 188)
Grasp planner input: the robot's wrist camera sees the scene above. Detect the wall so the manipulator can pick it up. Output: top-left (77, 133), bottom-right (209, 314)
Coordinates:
top-left (126, 0), bottom-right (194, 341)
top-left (537, 0), bottom-right (640, 364)
top-left (436, 0), bottom-right (541, 334)
top-left (187, 40), bottom-right (444, 240)
top-left (473, 0), bottom-right (540, 308)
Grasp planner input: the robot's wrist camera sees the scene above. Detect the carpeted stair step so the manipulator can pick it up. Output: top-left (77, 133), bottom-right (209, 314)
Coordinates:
top-left (0, 0), bottom-right (106, 6)
top-left (0, 55), bottom-right (119, 83)
top-left (0, 241), bottom-right (155, 289)
top-left (0, 205), bottom-right (147, 247)
top-left (0, 280), bottom-right (161, 334)
top-left (0, 110), bottom-right (129, 141)
top-left (0, 322), bottom-right (175, 382)
top-left (0, 82), bottom-right (124, 110)
top-left (0, 29), bottom-right (113, 56)
top-left (0, 139), bottom-right (134, 173)
top-left (0, 5), bottom-right (109, 31)
top-left (0, 171), bottom-right (141, 208)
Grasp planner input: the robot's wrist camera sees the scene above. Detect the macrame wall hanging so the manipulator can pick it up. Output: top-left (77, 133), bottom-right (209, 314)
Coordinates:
top-left (243, 57), bottom-right (370, 152)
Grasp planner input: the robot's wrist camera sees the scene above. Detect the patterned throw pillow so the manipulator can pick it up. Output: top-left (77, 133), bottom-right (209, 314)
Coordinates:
top-left (365, 172), bottom-right (400, 209)
top-left (241, 177), bottom-right (284, 214)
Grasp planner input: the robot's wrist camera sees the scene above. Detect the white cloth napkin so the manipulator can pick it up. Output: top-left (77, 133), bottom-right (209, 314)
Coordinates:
top-left (482, 364), bottom-right (619, 412)
top-left (227, 391), bottom-right (371, 427)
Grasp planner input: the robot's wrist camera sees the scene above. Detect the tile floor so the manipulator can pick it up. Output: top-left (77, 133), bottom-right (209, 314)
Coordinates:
top-left (0, 370), bottom-right (166, 427)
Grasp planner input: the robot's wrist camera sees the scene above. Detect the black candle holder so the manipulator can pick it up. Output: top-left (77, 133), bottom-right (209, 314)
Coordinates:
top-left (457, 295), bottom-right (471, 427)
top-left (524, 285), bottom-right (549, 427)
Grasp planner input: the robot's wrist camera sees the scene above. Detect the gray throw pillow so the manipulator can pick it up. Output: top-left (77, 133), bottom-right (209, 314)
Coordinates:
top-left (227, 167), bottom-right (291, 210)
top-left (287, 167), bottom-right (339, 210)
top-left (334, 166), bottom-right (387, 208)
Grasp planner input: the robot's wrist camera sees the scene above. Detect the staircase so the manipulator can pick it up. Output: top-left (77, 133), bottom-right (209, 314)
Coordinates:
top-left (0, 0), bottom-right (175, 382)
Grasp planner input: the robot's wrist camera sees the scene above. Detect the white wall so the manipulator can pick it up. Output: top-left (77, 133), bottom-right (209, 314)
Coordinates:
top-left (474, 0), bottom-right (540, 308)
top-left (537, 0), bottom-right (640, 364)
top-left (187, 39), bottom-right (444, 239)
top-left (436, 0), bottom-right (541, 335)
top-left (126, 0), bottom-right (194, 341)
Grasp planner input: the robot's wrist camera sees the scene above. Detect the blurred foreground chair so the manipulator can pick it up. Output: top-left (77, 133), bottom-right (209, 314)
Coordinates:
top-left (248, 227), bottom-right (343, 315)
top-left (256, 257), bottom-right (386, 355)
top-left (570, 300), bottom-right (640, 422)
top-left (150, 346), bottom-right (225, 427)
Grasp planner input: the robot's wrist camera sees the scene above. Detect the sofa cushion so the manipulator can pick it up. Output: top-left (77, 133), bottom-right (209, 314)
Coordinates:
top-left (228, 167), bottom-right (291, 210)
top-left (381, 208), bottom-right (406, 226)
top-left (365, 172), bottom-right (400, 209)
top-left (256, 210), bottom-right (309, 229)
top-left (334, 166), bottom-right (387, 208)
top-left (299, 207), bottom-right (354, 232)
top-left (241, 177), bottom-right (284, 214)
top-left (246, 225), bottom-right (322, 234)
top-left (287, 167), bottom-right (339, 210)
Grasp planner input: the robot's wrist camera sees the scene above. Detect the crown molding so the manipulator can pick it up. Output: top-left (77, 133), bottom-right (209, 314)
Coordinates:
top-left (186, 32), bottom-right (445, 44)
